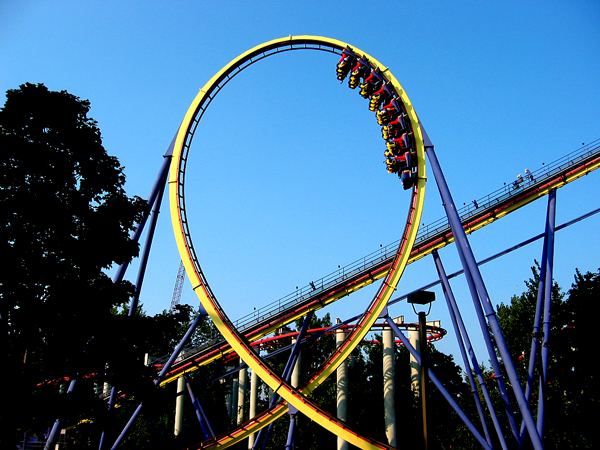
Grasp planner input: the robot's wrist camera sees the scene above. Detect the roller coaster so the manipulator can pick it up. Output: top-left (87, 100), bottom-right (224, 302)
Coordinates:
top-left (43, 36), bottom-right (600, 450)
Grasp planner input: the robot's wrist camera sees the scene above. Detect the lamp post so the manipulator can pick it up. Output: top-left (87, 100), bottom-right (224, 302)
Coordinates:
top-left (408, 290), bottom-right (436, 450)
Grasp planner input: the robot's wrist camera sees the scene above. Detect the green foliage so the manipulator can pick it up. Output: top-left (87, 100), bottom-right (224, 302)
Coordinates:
top-left (0, 83), bottom-right (148, 447)
top-left (251, 314), bottom-right (472, 449)
top-left (496, 265), bottom-right (600, 448)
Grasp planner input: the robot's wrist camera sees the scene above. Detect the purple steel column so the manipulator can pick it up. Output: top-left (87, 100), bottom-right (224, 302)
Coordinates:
top-left (111, 151), bottom-right (173, 285)
top-left (128, 177), bottom-right (166, 315)
top-left (385, 317), bottom-right (493, 450)
top-left (43, 379), bottom-right (76, 450)
top-left (432, 250), bottom-right (502, 450)
top-left (99, 148), bottom-right (174, 449)
top-left (421, 121), bottom-right (544, 450)
top-left (110, 312), bottom-right (202, 449)
top-left (521, 188), bottom-right (552, 439)
top-left (425, 138), bottom-right (519, 443)
top-left (184, 374), bottom-right (215, 440)
top-left (252, 312), bottom-right (313, 449)
top-left (538, 188), bottom-right (556, 435)
top-left (284, 406), bottom-right (298, 450)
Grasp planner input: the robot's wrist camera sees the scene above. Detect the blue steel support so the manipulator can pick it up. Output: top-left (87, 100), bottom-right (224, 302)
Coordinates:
top-left (43, 379), bottom-right (76, 450)
top-left (421, 121), bottom-right (544, 450)
top-left (110, 404), bottom-right (143, 450)
top-left (538, 188), bottom-right (556, 435)
top-left (98, 149), bottom-right (173, 449)
top-left (184, 374), bottom-right (215, 440)
top-left (521, 190), bottom-right (554, 439)
top-left (128, 177), bottom-right (166, 315)
top-left (253, 312), bottom-right (313, 449)
top-left (282, 311), bottom-right (314, 382)
top-left (432, 250), bottom-right (501, 450)
top-left (284, 406), bottom-right (298, 450)
top-left (111, 137), bottom-right (174, 284)
top-left (387, 205), bottom-right (599, 309)
top-left (385, 317), bottom-right (493, 450)
top-left (110, 312), bottom-right (203, 449)
top-left (97, 386), bottom-right (117, 450)
top-left (454, 231), bottom-right (522, 445)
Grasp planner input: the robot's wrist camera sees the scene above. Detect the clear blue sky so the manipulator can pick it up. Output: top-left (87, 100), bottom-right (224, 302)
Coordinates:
top-left (2, 1), bottom-right (599, 362)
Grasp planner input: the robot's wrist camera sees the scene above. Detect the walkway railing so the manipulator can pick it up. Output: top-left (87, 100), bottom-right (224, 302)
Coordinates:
top-left (232, 138), bottom-right (600, 332)
top-left (154, 138), bottom-right (600, 368)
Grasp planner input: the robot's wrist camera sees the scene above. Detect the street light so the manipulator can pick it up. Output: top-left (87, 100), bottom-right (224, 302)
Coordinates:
top-left (408, 290), bottom-right (435, 450)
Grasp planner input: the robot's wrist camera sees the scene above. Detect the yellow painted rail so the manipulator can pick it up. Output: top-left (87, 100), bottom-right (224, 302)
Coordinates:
top-left (170, 36), bottom-right (426, 449)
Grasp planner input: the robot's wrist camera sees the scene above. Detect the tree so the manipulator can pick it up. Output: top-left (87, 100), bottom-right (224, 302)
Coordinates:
top-left (496, 265), bottom-right (600, 449)
top-left (0, 83), bottom-right (147, 447)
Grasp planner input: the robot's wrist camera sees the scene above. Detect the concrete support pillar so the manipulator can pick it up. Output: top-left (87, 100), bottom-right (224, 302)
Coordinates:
top-left (336, 318), bottom-right (348, 450)
top-left (174, 375), bottom-right (185, 436)
top-left (409, 328), bottom-right (421, 394)
top-left (291, 338), bottom-right (301, 389)
top-left (223, 365), bottom-right (233, 421)
top-left (231, 373), bottom-right (239, 421)
top-left (383, 325), bottom-right (396, 446)
top-left (237, 366), bottom-right (247, 425)
top-left (248, 369), bottom-right (258, 450)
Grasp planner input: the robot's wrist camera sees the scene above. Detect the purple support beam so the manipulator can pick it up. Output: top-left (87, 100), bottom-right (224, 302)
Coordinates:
top-left (128, 178), bottom-right (166, 315)
top-left (99, 144), bottom-right (174, 448)
top-left (110, 312), bottom-right (202, 449)
top-left (284, 406), bottom-right (298, 450)
top-left (184, 374), bottom-right (215, 440)
top-left (454, 235), bottom-right (522, 444)
top-left (538, 188), bottom-right (556, 435)
top-left (252, 312), bottom-right (313, 449)
top-left (420, 121), bottom-right (544, 450)
top-left (98, 387), bottom-right (117, 450)
top-left (43, 379), bottom-right (76, 450)
top-left (111, 135), bottom-right (174, 284)
top-left (432, 250), bottom-right (504, 450)
top-left (385, 317), bottom-right (493, 450)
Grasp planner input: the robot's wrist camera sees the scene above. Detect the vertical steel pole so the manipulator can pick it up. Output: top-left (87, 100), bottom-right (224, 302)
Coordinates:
top-left (237, 366), bottom-right (247, 426)
top-left (538, 188), bottom-right (556, 435)
top-left (110, 313), bottom-right (202, 449)
top-left (432, 250), bottom-right (505, 450)
top-left (521, 189), bottom-right (556, 441)
top-left (129, 177), bottom-right (166, 315)
top-left (421, 122), bottom-right (544, 450)
top-left (386, 317), bottom-right (493, 450)
top-left (184, 374), bottom-right (214, 440)
top-left (174, 375), bottom-right (185, 436)
top-left (419, 312), bottom-right (429, 450)
top-left (284, 406), bottom-right (298, 450)
top-left (44, 379), bottom-right (76, 450)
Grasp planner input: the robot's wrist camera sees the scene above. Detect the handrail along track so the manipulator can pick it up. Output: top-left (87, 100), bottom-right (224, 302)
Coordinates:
top-left (169, 35), bottom-right (426, 449)
top-left (160, 138), bottom-right (600, 384)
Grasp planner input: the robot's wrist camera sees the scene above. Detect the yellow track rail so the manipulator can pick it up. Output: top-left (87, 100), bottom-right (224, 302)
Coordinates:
top-left (169, 36), bottom-right (426, 449)
top-left (160, 150), bottom-right (600, 392)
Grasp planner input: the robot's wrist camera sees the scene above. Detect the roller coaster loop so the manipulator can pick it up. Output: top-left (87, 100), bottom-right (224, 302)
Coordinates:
top-left (41, 34), bottom-right (600, 450)
top-left (168, 36), bottom-right (426, 449)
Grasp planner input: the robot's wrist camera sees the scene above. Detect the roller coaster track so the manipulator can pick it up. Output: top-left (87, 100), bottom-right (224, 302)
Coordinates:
top-left (165, 36), bottom-right (599, 449)
top-left (160, 138), bottom-right (600, 386)
top-left (170, 36), bottom-right (426, 449)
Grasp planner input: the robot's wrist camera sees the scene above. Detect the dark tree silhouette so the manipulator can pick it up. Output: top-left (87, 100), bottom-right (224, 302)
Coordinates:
top-left (497, 265), bottom-right (600, 449)
top-left (0, 83), bottom-right (147, 447)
